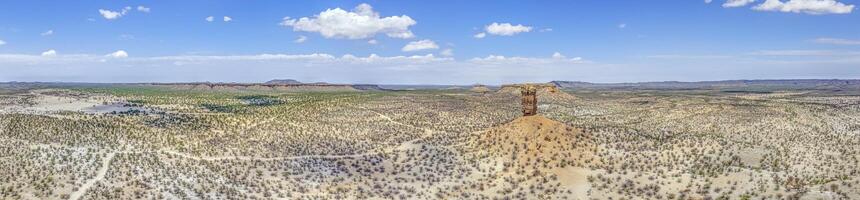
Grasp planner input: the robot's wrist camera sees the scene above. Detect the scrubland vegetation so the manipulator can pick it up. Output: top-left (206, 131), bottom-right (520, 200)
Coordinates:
top-left (0, 85), bottom-right (858, 199)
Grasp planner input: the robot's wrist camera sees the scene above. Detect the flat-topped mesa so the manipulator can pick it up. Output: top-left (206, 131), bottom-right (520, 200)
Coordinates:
top-left (148, 82), bottom-right (383, 91)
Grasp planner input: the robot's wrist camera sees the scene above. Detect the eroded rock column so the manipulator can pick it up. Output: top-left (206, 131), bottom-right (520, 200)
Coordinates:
top-left (521, 86), bottom-right (537, 116)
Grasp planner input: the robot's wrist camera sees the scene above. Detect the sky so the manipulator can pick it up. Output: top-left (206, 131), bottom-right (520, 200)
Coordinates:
top-left (0, 0), bottom-right (859, 85)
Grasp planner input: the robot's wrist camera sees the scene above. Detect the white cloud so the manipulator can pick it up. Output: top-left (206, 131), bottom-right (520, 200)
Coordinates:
top-left (401, 40), bottom-right (439, 52)
top-left (137, 6), bottom-right (150, 13)
top-left (118, 34), bottom-right (135, 40)
top-left (99, 9), bottom-right (123, 20)
top-left (340, 53), bottom-right (451, 63)
top-left (753, 0), bottom-right (854, 14)
top-left (98, 6), bottom-right (144, 20)
top-left (813, 38), bottom-right (860, 45)
top-left (41, 50), bottom-right (57, 57)
top-left (153, 53), bottom-right (453, 70)
top-left (223, 16), bottom-right (232, 22)
top-left (539, 28), bottom-right (553, 32)
top-left (645, 54), bottom-right (735, 59)
top-left (618, 23), bottom-right (627, 29)
top-left (470, 53), bottom-right (586, 64)
top-left (440, 49), bottom-right (454, 57)
top-left (107, 50), bottom-right (129, 58)
top-left (41, 30), bottom-right (54, 36)
top-left (0, 51), bottom-right (603, 84)
top-left (0, 40), bottom-right (5, 46)
top-left (367, 39), bottom-right (378, 44)
top-left (294, 35), bottom-right (307, 43)
top-left (484, 23), bottom-right (533, 36)
top-left (473, 32), bottom-right (487, 39)
top-left (280, 3), bottom-right (416, 39)
top-left (706, 0), bottom-right (714, 3)
top-left (9, 51), bottom-right (860, 85)
top-left (750, 50), bottom-right (860, 56)
top-left (205, 16), bottom-right (214, 22)
top-left (723, 0), bottom-right (757, 7)
top-left (152, 53), bottom-right (338, 62)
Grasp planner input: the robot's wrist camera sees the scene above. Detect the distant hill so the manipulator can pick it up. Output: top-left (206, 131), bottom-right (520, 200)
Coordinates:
top-left (264, 79), bottom-right (302, 84)
top-left (551, 79), bottom-right (860, 90)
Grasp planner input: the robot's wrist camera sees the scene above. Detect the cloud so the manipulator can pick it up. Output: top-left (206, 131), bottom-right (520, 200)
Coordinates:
top-left (41, 30), bottom-right (54, 36)
top-left (118, 34), bottom-right (135, 40)
top-left (7, 51), bottom-right (860, 85)
top-left (223, 16), bottom-right (232, 22)
top-left (706, 0), bottom-right (714, 3)
top-left (107, 50), bottom-right (129, 58)
top-left (484, 23), bottom-right (533, 36)
top-left (99, 6), bottom-right (147, 20)
top-left (645, 54), bottom-right (735, 59)
top-left (749, 50), bottom-right (860, 56)
top-left (539, 28), bottom-right (553, 32)
top-left (473, 32), bottom-right (487, 39)
top-left (401, 40), bottom-right (439, 52)
top-left (648, 50), bottom-right (860, 59)
top-left (367, 39), bottom-right (378, 44)
top-left (294, 35), bottom-right (307, 43)
top-left (813, 38), bottom-right (860, 45)
top-left (470, 53), bottom-right (585, 64)
top-left (41, 50), bottom-right (57, 57)
top-left (151, 53), bottom-right (338, 62)
top-left (753, 0), bottom-right (854, 14)
top-left (440, 49), bottom-right (454, 57)
top-left (340, 53), bottom-right (451, 63)
top-left (618, 23), bottom-right (627, 29)
top-left (205, 16), bottom-right (214, 22)
top-left (280, 3), bottom-right (416, 39)
top-left (723, 0), bottom-right (757, 7)
top-left (99, 9), bottom-right (123, 20)
top-left (0, 40), bottom-right (5, 46)
top-left (717, 0), bottom-right (855, 14)
top-left (136, 6), bottom-right (150, 13)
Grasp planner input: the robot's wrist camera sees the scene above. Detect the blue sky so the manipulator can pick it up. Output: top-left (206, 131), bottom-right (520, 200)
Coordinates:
top-left (1, 0), bottom-right (859, 84)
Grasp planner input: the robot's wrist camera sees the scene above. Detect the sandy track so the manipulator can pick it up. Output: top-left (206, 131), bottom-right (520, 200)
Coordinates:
top-left (68, 152), bottom-right (116, 200)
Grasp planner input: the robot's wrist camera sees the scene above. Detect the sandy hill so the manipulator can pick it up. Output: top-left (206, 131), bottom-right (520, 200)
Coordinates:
top-left (463, 115), bottom-right (599, 198)
top-left (468, 115), bottom-right (596, 167)
top-left (469, 85), bottom-right (492, 93)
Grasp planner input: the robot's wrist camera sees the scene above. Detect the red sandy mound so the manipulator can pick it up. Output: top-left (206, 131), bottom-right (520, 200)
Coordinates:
top-left (467, 115), bottom-right (597, 168)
